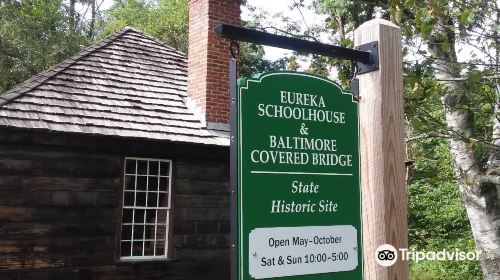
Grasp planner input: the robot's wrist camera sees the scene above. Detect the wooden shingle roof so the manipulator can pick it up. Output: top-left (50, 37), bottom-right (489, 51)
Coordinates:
top-left (0, 28), bottom-right (229, 146)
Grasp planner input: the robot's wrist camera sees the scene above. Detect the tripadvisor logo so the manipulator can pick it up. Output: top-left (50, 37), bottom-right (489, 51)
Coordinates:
top-left (375, 244), bottom-right (480, 266)
top-left (375, 244), bottom-right (398, 267)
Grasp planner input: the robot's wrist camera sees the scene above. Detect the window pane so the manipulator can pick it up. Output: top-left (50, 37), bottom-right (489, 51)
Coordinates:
top-left (156, 210), bottom-right (168, 225)
top-left (159, 192), bottom-right (168, 208)
top-left (146, 209), bottom-right (156, 224)
top-left (121, 241), bottom-right (131, 257)
top-left (135, 209), bottom-right (145, 223)
top-left (133, 225), bottom-right (144, 239)
top-left (144, 241), bottom-right (155, 256)
top-left (148, 177), bottom-right (159, 191)
top-left (149, 161), bottom-right (159, 175)
top-left (137, 160), bottom-right (148, 175)
top-left (155, 240), bottom-right (166, 256)
top-left (147, 192), bottom-right (158, 208)
top-left (136, 192), bottom-right (146, 207)
top-left (144, 224), bottom-right (155, 240)
top-left (160, 162), bottom-right (170, 176)
top-left (122, 209), bottom-right (133, 224)
top-left (159, 177), bottom-right (169, 192)
top-left (124, 175), bottom-right (135, 190)
top-left (124, 191), bottom-right (135, 207)
top-left (125, 159), bottom-right (136, 174)
top-left (132, 241), bottom-right (143, 256)
top-left (156, 225), bottom-right (167, 240)
top-left (121, 225), bottom-right (132, 240)
top-left (137, 176), bottom-right (147, 191)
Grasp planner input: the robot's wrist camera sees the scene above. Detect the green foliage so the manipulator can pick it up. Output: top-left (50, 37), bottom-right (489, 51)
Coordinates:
top-left (408, 139), bottom-right (483, 280)
top-left (309, 0), bottom-right (376, 86)
top-left (239, 43), bottom-right (289, 77)
top-left (307, 55), bottom-right (329, 77)
top-left (0, 0), bottom-right (88, 92)
top-left (312, 0), bottom-right (374, 31)
top-left (287, 55), bottom-right (300, 71)
top-left (409, 140), bottom-right (467, 244)
top-left (405, 65), bottom-right (485, 279)
top-left (403, 60), bottom-right (484, 279)
top-left (410, 256), bottom-right (483, 280)
top-left (101, 0), bottom-right (188, 52)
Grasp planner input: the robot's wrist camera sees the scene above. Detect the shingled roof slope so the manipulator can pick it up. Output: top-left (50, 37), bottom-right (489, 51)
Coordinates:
top-left (0, 28), bottom-right (229, 146)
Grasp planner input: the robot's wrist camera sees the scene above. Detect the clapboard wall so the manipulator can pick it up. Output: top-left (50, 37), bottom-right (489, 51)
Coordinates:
top-left (0, 128), bottom-right (230, 280)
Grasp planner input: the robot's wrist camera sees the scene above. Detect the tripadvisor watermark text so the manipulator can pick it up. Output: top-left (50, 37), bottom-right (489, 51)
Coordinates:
top-left (375, 244), bottom-right (479, 267)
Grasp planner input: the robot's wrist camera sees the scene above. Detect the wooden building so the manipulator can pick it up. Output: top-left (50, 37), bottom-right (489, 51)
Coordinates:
top-left (0, 0), bottom-right (240, 279)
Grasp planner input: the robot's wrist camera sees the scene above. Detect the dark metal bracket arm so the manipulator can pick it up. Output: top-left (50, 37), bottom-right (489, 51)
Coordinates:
top-left (214, 24), bottom-right (379, 74)
top-left (355, 41), bottom-right (379, 74)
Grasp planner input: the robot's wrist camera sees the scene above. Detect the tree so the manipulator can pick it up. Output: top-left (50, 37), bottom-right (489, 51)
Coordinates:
top-left (0, 0), bottom-right (90, 93)
top-left (101, 0), bottom-right (189, 52)
top-left (239, 43), bottom-right (289, 77)
top-left (312, 0), bottom-right (500, 278)
top-left (0, 0), bottom-right (108, 93)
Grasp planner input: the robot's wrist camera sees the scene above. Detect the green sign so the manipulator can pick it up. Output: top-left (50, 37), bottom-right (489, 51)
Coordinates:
top-left (236, 72), bottom-right (362, 280)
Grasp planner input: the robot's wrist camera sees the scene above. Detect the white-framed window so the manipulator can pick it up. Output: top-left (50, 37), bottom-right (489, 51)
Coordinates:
top-left (120, 157), bottom-right (172, 260)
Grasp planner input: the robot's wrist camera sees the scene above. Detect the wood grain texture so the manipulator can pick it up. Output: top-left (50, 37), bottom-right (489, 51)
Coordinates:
top-left (0, 131), bottom-right (231, 279)
top-left (354, 19), bottom-right (408, 280)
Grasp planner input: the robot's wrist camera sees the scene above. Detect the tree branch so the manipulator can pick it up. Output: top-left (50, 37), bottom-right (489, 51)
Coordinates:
top-left (259, 26), bottom-right (321, 42)
top-left (406, 132), bottom-right (450, 142)
top-left (436, 75), bottom-right (500, 81)
top-left (478, 175), bottom-right (500, 185)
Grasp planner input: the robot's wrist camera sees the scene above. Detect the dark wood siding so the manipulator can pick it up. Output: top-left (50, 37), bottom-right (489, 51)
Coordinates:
top-left (0, 129), bottom-right (230, 280)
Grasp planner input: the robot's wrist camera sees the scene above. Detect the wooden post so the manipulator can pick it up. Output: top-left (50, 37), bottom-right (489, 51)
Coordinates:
top-left (354, 19), bottom-right (408, 279)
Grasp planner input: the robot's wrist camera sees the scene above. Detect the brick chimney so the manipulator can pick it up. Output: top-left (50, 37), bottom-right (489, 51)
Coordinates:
top-left (187, 0), bottom-right (240, 130)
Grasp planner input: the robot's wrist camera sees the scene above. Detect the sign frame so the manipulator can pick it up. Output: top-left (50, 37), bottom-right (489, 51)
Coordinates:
top-left (230, 58), bottom-right (238, 280)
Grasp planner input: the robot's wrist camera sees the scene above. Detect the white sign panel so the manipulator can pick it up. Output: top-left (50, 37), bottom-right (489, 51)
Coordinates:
top-left (249, 225), bottom-right (358, 279)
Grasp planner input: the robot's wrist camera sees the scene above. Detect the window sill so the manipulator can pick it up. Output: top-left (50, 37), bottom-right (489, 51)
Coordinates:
top-left (117, 257), bottom-right (178, 264)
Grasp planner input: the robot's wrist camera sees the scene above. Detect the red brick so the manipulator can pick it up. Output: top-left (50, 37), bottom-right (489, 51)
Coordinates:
top-left (188, 0), bottom-right (240, 124)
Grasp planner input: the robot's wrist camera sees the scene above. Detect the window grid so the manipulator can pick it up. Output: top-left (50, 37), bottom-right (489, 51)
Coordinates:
top-left (120, 157), bottom-right (172, 260)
